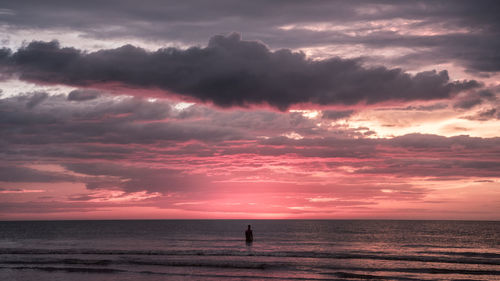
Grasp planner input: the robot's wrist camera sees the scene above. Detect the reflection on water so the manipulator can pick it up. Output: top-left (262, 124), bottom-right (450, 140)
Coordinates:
top-left (0, 220), bottom-right (499, 280)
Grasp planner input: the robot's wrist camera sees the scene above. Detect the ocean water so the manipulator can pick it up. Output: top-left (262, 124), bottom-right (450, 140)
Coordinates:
top-left (0, 220), bottom-right (498, 280)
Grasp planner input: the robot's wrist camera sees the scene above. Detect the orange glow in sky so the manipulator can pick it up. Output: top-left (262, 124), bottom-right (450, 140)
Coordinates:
top-left (1, 2), bottom-right (499, 220)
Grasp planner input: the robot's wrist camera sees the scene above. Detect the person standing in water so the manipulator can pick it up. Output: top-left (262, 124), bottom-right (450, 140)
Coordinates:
top-left (245, 225), bottom-right (253, 243)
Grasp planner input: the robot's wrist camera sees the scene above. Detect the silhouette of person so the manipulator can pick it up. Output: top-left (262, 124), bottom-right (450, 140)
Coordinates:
top-left (245, 225), bottom-right (253, 243)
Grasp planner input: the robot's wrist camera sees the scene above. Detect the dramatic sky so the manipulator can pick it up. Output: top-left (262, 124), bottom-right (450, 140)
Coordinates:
top-left (1, 0), bottom-right (499, 220)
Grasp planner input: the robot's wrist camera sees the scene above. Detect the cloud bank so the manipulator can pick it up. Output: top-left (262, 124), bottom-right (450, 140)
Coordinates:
top-left (1, 34), bottom-right (479, 110)
top-left (2, 1), bottom-right (499, 74)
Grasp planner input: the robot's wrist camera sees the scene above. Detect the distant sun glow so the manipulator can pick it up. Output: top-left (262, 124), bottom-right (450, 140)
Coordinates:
top-left (0, 1), bottom-right (499, 220)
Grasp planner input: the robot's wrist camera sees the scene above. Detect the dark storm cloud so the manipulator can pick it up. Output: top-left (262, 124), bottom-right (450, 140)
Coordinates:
top-left (1, 1), bottom-right (499, 73)
top-left (1, 35), bottom-right (479, 110)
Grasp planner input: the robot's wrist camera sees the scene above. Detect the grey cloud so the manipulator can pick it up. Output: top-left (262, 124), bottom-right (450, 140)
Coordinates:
top-left (1, 88), bottom-right (499, 194)
top-left (322, 110), bottom-right (354, 120)
top-left (2, 1), bottom-right (498, 40)
top-left (1, 91), bottom-right (498, 153)
top-left (0, 48), bottom-right (10, 58)
top-left (0, 200), bottom-right (137, 214)
top-left (389, 133), bottom-right (492, 149)
top-left (1, 1), bottom-right (499, 73)
top-left (64, 162), bottom-right (212, 193)
top-left (453, 95), bottom-right (483, 110)
top-left (404, 103), bottom-right (448, 111)
top-left (378, 103), bottom-right (449, 112)
top-left (63, 132), bottom-right (500, 194)
top-left (1, 35), bottom-right (479, 110)
top-left (464, 108), bottom-right (499, 121)
top-left (0, 165), bottom-right (74, 182)
top-left (477, 90), bottom-right (497, 100)
top-left (356, 158), bottom-right (500, 178)
top-left (259, 133), bottom-right (500, 163)
top-left (0, 1), bottom-right (391, 38)
top-left (68, 89), bottom-right (101, 101)
top-left (1, 93), bottom-right (170, 125)
top-left (477, 108), bottom-right (498, 119)
top-left (358, 32), bottom-right (500, 73)
top-left (3, 91), bottom-right (51, 110)
top-left (453, 90), bottom-right (496, 109)
top-left (0, 93), bottom-right (247, 148)
top-left (25, 91), bottom-right (48, 108)
top-left (0, 188), bottom-right (22, 192)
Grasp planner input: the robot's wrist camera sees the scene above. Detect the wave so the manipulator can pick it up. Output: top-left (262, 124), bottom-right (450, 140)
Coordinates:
top-left (327, 266), bottom-right (500, 276)
top-left (0, 266), bottom-right (347, 281)
top-left (1, 258), bottom-right (275, 270)
top-left (0, 266), bottom-right (124, 274)
top-left (2, 263), bottom-right (498, 281)
top-left (1, 248), bottom-right (498, 266)
top-left (333, 272), bottom-right (389, 280)
top-left (2, 257), bottom-right (500, 275)
top-left (401, 244), bottom-right (473, 249)
top-left (2, 258), bottom-right (113, 266)
top-left (417, 251), bottom-right (500, 259)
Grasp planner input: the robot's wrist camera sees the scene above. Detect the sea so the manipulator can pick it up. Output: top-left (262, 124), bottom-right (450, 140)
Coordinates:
top-left (0, 220), bottom-right (498, 280)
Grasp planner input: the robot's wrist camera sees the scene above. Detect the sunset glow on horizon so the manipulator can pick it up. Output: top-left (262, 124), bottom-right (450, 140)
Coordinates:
top-left (1, 0), bottom-right (499, 220)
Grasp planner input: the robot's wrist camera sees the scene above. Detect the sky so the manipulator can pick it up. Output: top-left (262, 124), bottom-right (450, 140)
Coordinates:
top-left (0, 0), bottom-right (499, 220)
